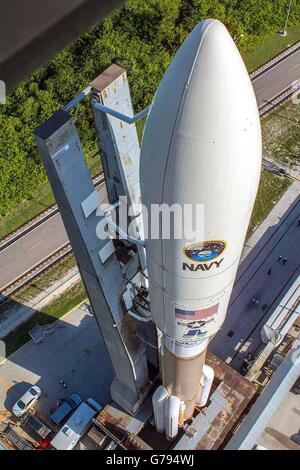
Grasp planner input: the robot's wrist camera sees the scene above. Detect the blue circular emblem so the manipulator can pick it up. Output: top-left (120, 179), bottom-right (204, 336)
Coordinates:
top-left (184, 241), bottom-right (226, 262)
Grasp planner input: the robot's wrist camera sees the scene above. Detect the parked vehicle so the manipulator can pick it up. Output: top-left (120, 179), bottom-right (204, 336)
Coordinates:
top-left (50, 394), bottom-right (82, 426)
top-left (50, 398), bottom-right (102, 450)
top-left (12, 386), bottom-right (42, 417)
top-left (24, 413), bottom-right (52, 439)
top-left (290, 433), bottom-right (300, 446)
top-left (291, 377), bottom-right (300, 395)
top-left (240, 353), bottom-right (256, 375)
top-left (104, 440), bottom-right (118, 450)
top-left (0, 422), bottom-right (35, 450)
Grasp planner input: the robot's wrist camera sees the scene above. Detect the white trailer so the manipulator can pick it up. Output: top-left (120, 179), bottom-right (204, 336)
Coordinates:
top-left (50, 398), bottom-right (102, 450)
top-left (261, 276), bottom-right (300, 346)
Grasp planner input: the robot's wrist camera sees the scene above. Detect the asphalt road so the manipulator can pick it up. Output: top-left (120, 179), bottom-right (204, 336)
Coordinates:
top-left (0, 183), bottom-right (107, 290)
top-left (252, 49), bottom-right (300, 107)
top-left (210, 181), bottom-right (300, 371)
top-left (0, 47), bottom-right (299, 291)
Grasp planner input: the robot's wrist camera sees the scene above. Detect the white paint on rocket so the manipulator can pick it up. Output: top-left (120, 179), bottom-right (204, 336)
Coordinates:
top-left (140, 18), bottom-right (262, 437)
top-left (140, 18), bottom-right (261, 347)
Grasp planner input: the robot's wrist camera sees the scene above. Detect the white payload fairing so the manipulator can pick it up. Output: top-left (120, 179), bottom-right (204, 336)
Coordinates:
top-left (140, 19), bottom-right (262, 439)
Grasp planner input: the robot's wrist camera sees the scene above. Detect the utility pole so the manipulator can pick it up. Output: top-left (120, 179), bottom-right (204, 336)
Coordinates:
top-left (234, 33), bottom-right (244, 43)
top-left (282, 0), bottom-right (292, 36)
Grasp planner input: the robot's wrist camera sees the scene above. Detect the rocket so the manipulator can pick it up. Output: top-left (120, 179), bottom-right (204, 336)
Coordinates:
top-left (140, 19), bottom-right (262, 440)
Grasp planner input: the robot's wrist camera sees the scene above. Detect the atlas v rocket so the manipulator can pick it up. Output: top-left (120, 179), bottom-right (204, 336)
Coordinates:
top-left (140, 19), bottom-right (262, 439)
top-left (35, 15), bottom-right (262, 445)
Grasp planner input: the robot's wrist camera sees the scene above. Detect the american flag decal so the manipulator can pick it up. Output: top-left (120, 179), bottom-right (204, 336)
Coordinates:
top-left (175, 304), bottom-right (219, 320)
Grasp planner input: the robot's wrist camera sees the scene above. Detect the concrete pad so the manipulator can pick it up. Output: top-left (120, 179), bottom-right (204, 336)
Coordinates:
top-left (0, 304), bottom-right (114, 418)
top-left (210, 181), bottom-right (300, 369)
top-left (258, 391), bottom-right (300, 450)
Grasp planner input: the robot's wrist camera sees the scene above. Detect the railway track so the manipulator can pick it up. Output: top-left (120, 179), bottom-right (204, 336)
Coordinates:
top-left (1, 41), bottom-right (299, 303)
top-left (0, 172), bottom-right (104, 252)
top-left (0, 244), bottom-right (73, 301)
top-left (0, 174), bottom-right (104, 303)
top-left (259, 82), bottom-right (300, 118)
top-left (250, 39), bottom-right (300, 81)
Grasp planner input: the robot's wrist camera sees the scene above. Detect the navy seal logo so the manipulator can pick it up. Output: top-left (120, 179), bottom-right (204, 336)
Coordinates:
top-left (184, 240), bottom-right (226, 262)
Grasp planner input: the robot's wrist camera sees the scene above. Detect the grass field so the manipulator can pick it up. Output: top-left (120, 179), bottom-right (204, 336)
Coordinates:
top-left (0, 254), bottom-right (78, 323)
top-left (3, 280), bottom-right (87, 356)
top-left (13, 255), bottom-right (78, 303)
top-left (247, 99), bottom-right (298, 235)
top-left (0, 151), bottom-right (101, 239)
top-left (248, 171), bottom-right (291, 236)
top-left (243, 23), bottom-right (300, 72)
top-left (262, 101), bottom-right (300, 165)
top-left (1, 252), bottom-right (86, 356)
top-left (1, 168), bottom-right (290, 355)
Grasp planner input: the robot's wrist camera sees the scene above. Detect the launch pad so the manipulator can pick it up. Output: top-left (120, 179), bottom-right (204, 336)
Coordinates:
top-left (90, 352), bottom-right (256, 451)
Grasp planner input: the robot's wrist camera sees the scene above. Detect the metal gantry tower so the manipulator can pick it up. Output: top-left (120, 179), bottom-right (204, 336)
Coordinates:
top-left (35, 65), bottom-right (157, 415)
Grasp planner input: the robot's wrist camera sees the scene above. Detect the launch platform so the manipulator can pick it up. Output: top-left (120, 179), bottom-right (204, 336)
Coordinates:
top-left (34, 20), bottom-right (261, 448)
top-left (91, 352), bottom-right (256, 451)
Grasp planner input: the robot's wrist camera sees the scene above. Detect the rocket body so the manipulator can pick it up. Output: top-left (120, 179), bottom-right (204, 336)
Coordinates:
top-left (140, 19), bottom-right (261, 436)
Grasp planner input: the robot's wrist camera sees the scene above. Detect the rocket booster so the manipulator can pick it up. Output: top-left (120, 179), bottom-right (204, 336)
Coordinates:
top-left (140, 19), bottom-right (261, 438)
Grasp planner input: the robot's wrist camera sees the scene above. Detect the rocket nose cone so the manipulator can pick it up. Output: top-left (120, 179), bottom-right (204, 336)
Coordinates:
top-left (147, 17), bottom-right (255, 135)
top-left (180, 19), bottom-right (230, 66)
top-left (139, 19), bottom-right (262, 345)
top-left (141, 19), bottom-right (260, 207)
top-left (176, 18), bottom-right (257, 136)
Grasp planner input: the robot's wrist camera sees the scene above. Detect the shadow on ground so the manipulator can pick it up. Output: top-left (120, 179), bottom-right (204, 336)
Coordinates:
top-left (210, 192), bottom-right (300, 363)
top-left (265, 427), bottom-right (300, 450)
top-left (0, 304), bottom-right (114, 417)
top-left (4, 380), bottom-right (33, 413)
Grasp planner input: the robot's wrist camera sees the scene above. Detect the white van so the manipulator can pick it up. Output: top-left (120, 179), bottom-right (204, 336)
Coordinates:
top-left (50, 398), bottom-right (102, 450)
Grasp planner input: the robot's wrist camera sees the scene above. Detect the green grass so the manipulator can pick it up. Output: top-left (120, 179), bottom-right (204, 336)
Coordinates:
top-left (262, 101), bottom-right (300, 164)
top-left (0, 182), bottom-right (55, 240)
top-left (0, 151), bottom-right (101, 240)
top-left (136, 118), bottom-right (146, 143)
top-left (248, 171), bottom-right (291, 236)
top-left (243, 23), bottom-right (300, 72)
top-left (1, 253), bottom-right (84, 356)
top-left (1, 24), bottom-right (299, 240)
top-left (0, 255), bottom-right (78, 322)
top-left (1, 140), bottom-right (292, 355)
top-left (14, 255), bottom-right (78, 303)
top-left (3, 281), bottom-right (87, 356)
top-left (0, 27), bottom-right (297, 240)
top-left (1, 25), bottom-right (299, 356)
top-left (246, 99), bottom-right (297, 236)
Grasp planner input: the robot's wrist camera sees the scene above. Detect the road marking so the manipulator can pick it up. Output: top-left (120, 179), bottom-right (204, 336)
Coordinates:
top-left (288, 174), bottom-right (300, 182)
top-left (0, 243), bottom-right (70, 293)
top-left (289, 63), bottom-right (299, 71)
top-left (0, 214), bottom-right (61, 255)
top-left (28, 239), bottom-right (44, 252)
top-left (252, 49), bottom-right (300, 81)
